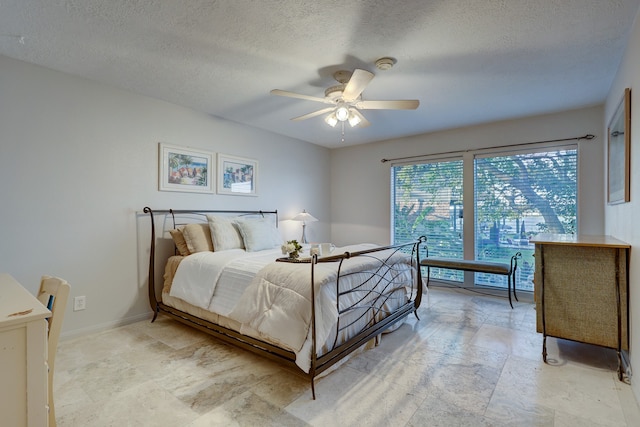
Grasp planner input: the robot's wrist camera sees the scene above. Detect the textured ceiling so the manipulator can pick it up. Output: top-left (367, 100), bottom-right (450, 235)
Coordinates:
top-left (1, 0), bottom-right (638, 148)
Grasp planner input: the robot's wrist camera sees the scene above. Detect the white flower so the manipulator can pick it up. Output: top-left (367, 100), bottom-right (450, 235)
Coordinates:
top-left (281, 242), bottom-right (296, 254)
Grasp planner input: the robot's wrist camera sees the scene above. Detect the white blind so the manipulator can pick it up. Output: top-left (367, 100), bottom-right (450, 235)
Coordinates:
top-left (392, 158), bottom-right (464, 259)
top-left (474, 148), bottom-right (577, 291)
top-left (391, 145), bottom-right (578, 290)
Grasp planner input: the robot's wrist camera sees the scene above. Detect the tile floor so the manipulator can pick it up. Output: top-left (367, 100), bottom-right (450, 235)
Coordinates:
top-left (54, 287), bottom-right (640, 426)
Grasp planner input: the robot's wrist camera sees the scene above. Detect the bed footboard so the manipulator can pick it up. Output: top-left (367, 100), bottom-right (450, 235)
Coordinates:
top-left (305, 239), bottom-right (426, 397)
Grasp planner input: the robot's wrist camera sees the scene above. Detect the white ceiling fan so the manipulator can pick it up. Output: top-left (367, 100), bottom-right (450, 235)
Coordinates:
top-left (270, 66), bottom-right (419, 128)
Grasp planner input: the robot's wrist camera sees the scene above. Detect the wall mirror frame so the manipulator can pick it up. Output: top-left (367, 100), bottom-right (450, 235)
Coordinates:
top-left (607, 88), bottom-right (631, 205)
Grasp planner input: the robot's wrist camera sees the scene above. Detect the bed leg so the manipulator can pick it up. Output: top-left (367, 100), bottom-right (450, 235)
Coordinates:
top-left (151, 305), bottom-right (159, 323)
top-left (414, 266), bottom-right (428, 320)
top-left (511, 253), bottom-right (520, 303)
top-left (311, 378), bottom-right (316, 400)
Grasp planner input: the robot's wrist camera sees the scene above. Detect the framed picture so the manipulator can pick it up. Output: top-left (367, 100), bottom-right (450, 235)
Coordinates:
top-left (217, 154), bottom-right (258, 196)
top-left (607, 88), bottom-right (631, 204)
top-left (158, 143), bottom-right (214, 193)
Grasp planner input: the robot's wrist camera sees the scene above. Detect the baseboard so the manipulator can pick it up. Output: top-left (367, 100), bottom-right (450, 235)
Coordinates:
top-left (59, 311), bottom-right (154, 341)
top-left (427, 279), bottom-right (535, 303)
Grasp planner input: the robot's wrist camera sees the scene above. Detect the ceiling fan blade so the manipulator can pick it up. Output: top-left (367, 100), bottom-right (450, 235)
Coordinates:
top-left (291, 107), bottom-right (335, 121)
top-left (342, 69), bottom-right (374, 102)
top-left (351, 109), bottom-right (371, 128)
top-left (270, 89), bottom-right (331, 104)
top-left (356, 99), bottom-right (420, 110)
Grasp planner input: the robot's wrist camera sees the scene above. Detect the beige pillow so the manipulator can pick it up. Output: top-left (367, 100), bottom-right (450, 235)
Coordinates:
top-left (207, 215), bottom-right (244, 251)
top-left (181, 223), bottom-right (214, 253)
top-left (169, 228), bottom-right (191, 256)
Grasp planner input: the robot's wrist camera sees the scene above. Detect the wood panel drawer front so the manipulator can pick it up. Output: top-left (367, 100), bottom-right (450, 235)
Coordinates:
top-left (0, 325), bottom-right (28, 426)
top-left (0, 274), bottom-right (51, 427)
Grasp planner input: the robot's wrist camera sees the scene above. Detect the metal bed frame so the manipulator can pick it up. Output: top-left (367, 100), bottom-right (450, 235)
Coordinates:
top-left (143, 207), bottom-right (426, 398)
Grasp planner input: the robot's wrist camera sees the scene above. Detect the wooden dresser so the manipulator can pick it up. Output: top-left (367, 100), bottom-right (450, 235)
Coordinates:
top-left (0, 273), bottom-right (50, 426)
top-left (530, 234), bottom-right (630, 379)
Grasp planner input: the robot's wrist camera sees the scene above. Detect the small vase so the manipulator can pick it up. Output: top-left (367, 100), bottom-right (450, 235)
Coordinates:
top-left (289, 251), bottom-right (299, 259)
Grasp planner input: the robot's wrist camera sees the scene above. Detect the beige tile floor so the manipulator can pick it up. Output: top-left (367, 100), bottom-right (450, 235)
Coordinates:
top-left (54, 287), bottom-right (640, 426)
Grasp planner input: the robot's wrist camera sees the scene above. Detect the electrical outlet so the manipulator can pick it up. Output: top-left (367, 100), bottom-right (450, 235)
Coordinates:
top-left (73, 296), bottom-right (86, 311)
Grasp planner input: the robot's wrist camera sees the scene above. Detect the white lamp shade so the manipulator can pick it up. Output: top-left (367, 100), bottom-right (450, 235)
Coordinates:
top-left (335, 106), bottom-right (349, 121)
top-left (292, 210), bottom-right (318, 223)
top-left (348, 112), bottom-right (361, 127)
top-left (324, 113), bottom-right (338, 127)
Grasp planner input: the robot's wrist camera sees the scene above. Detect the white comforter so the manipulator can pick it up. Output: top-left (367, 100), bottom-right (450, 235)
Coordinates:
top-left (169, 248), bottom-right (278, 314)
top-left (169, 244), bottom-right (413, 371)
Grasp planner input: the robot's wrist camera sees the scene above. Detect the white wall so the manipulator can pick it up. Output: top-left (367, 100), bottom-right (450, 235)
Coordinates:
top-left (0, 55), bottom-right (331, 337)
top-left (605, 8), bottom-right (640, 402)
top-left (330, 106), bottom-right (605, 246)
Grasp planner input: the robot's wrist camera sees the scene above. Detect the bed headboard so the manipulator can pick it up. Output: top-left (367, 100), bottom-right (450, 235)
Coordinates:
top-left (142, 207), bottom-right (278, 312)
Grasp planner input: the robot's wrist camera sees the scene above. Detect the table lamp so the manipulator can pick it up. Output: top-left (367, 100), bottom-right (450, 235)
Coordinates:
top-left (292, 210), bottom-right (318, 244)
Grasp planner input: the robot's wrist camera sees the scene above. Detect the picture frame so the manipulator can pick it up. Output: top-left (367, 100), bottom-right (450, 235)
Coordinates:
top-left (158, 143), bottom-right (214, 193)
top-left (217, 154), bottom-right (258, 196)
top-left (607, 88), bottom-right (631, 204)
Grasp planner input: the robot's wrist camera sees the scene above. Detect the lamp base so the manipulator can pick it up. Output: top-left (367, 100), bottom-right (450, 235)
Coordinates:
top-left (301, 224), bottom-right (307, 244)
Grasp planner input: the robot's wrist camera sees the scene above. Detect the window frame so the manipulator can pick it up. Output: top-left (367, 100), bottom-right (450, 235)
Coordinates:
top-left (390, 141), bottom-right (579, 291)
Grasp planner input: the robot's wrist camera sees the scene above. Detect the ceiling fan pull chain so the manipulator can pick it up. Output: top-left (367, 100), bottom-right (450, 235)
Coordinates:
top-left (341, 121), bottom-right (345, 143)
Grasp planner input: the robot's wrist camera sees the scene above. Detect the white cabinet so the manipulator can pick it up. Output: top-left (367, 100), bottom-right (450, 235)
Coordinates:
top-left (0, 273), bottom-right (50, 427)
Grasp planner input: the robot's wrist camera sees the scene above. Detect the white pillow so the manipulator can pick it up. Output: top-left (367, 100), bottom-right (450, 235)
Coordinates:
top-left (206, 215), bottom-right (244, 251)
top-left (234, 217), bottom-right (281, 252)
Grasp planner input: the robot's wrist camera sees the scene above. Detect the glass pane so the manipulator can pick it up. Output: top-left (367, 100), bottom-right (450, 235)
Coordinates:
top-left (474, 149), bottom-right (577, 291)
top-left (392, 160), bottom-right (464, 282)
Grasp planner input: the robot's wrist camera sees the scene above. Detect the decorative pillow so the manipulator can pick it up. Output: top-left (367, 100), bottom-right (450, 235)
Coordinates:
top-left (169, 227), bottom-right (191, 256)
top-left (207, 215), bottom-right (244, 251)
top-left (234, 217), bottom-right (282, 252)
top-left (181, 223), bottom-right (214, 253)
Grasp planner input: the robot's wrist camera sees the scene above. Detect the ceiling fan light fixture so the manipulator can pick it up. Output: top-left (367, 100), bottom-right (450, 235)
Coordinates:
top-left (324, 113), bottom-right (338, 127)
top-left (271, 66), bottom-right (418, 130)
top-left (348, 111), bottom-right (361, 127)
top-left (335, 105), bottom-right (350, 121)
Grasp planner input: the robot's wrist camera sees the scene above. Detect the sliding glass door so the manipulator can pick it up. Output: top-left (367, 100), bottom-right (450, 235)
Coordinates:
top-left (391, 145), bottom-right (577, 291)
top-left (474, 148), bottom-right (577, 291)
top-left (391, 158), bottom-right (464, 282)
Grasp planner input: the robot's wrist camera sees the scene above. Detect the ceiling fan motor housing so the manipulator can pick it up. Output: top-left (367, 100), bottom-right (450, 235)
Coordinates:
top-left (333, 70), bottom-right (352, 83)
top-left (325, 70), bottom-right (355, 99)
top-left (325, 84), bottom-right (346, 99)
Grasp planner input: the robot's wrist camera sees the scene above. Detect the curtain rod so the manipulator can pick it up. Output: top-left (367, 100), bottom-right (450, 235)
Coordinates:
top-left (380, 134), bottom-right (595, 163)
